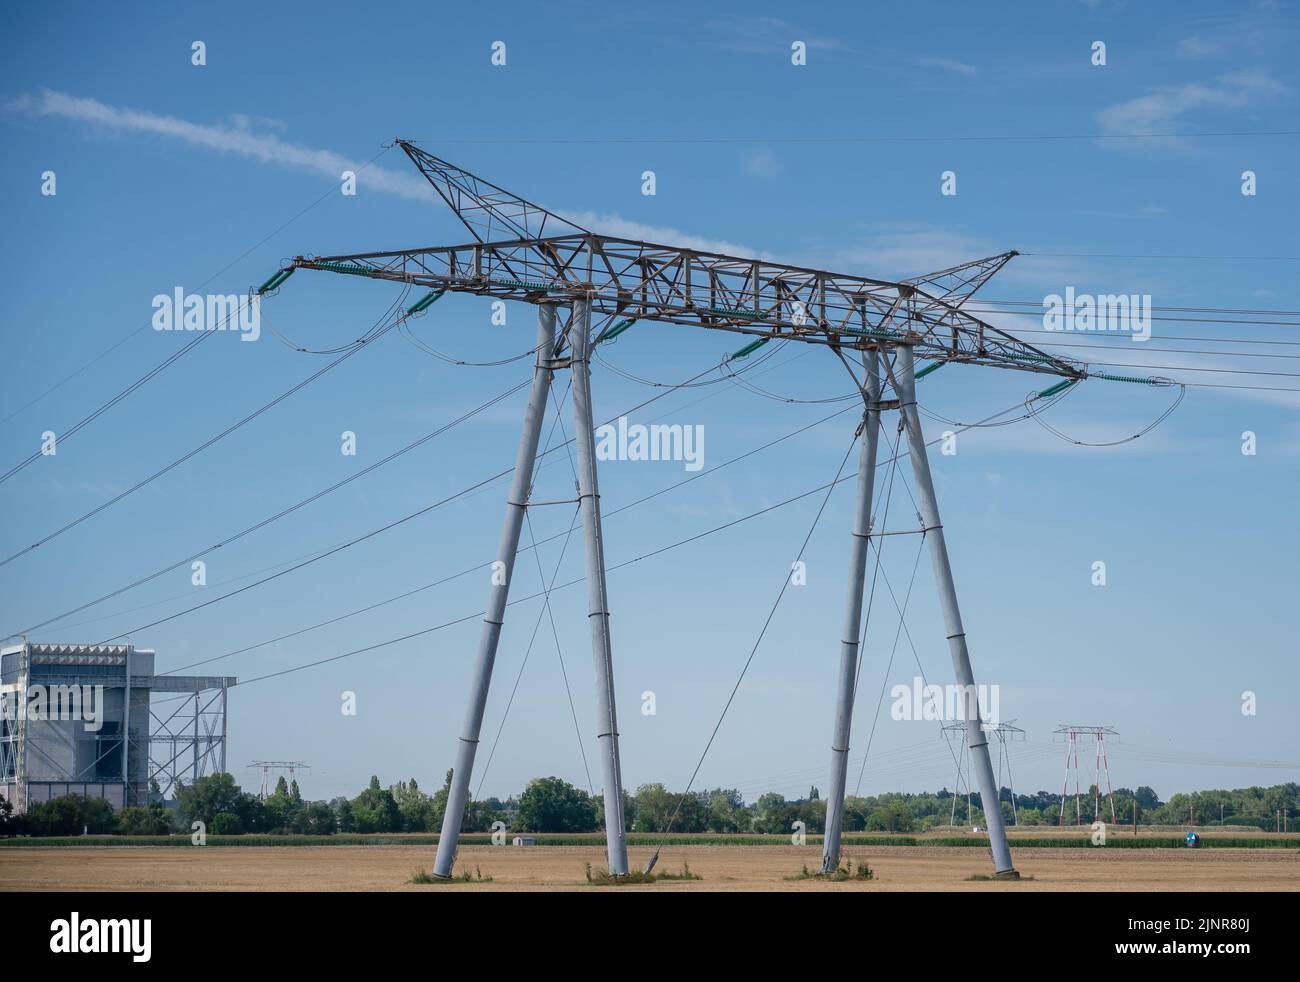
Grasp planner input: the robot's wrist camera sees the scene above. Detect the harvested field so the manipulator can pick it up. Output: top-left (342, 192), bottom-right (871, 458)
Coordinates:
top-left (3, 843), bottom-right (1297, 891)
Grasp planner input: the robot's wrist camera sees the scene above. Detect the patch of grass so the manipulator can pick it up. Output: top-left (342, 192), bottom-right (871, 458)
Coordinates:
top-left (408, 866), bottom-right (493, 884)
top-left (785, 858), bottom-right (874, 881)
top-left (965, 873), bottom-right (1035, 881)
top-left (583, 861), bottom-right (701, 885)
top-left (652, 861), bottom-right (702, 881)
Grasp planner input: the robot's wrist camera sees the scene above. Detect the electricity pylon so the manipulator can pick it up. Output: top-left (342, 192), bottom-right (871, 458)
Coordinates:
top-left (285, 140), bottom-right (1096, 879)
top-left (248, 760), bottom-right (310, 799)
top-left (1055, 725), bottom-right (1119, 825)
top-left (943, 720), bottom-right (1025, 827)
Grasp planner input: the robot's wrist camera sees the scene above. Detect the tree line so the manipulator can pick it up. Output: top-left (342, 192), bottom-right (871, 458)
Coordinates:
top-left (2, 773), bottom-right (1295, 837)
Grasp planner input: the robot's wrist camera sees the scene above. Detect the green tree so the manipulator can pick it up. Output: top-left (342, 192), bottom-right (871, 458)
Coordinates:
top-left (631, 783), bottom-right (675, 832)
top-left (302, 801), bottom-right (337, 834)
top-left (866, 796), bottom-right (915, 833)
top-left (331, 797), bottom-right (356, 833)
top-left (116, 802), bottom-right (172, 835)
top-left (23, 794), bottom-right (116, 835)
top-left (210, 812), bottom-right (243, 834)
top-left (391, 778), bottom-right (435, 832)
top-left (234, 792), bottom-right (270, 833)
top-left (752, 792), bottom-right (791, 834)
top-left (706, 789), bottom-right (746, 833)
top-left (516, 776), bottom-right (598, 833)
top-left (264, 781), bottom-right (305, 833)
top-left (351, 777), bottom-right (401, 833)
top-left (176, 773), bottom-right (243, 829)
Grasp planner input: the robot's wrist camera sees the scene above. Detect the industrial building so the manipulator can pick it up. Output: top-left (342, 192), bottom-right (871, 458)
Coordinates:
top-left (0, 642), bottom-right (234, 814)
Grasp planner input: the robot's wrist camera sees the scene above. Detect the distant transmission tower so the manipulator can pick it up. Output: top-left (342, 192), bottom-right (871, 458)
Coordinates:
top-left (943, 720), bottom-right (1025, 826)
top-left (248, 760), bottom-right (310, 799)
top-left (1054, 725), bottom-right (1118, 824)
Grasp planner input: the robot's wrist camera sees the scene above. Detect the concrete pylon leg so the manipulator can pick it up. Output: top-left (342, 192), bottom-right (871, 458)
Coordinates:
top-left (432, 305), bottom-right (558, 878)
top-left (893, 344), bottom-right (1017, 877)
top-left (569, 297), bottom-right (629, 875)
top-left (821, 348), bottom-right (882, 873)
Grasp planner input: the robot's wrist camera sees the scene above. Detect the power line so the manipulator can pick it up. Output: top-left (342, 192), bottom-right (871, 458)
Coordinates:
top-left (0, 325), bottom-right (220, 484)
top-left (8, 378), bottom-right (532, 636)
top-left (0, 288), bottom-right (414, 569)
top-left (146, 395), bottom-right (1059, 701)
top-left (1020, 252), bottom-right (1300, 262)
top-left (78, 356), bottom-right (742, 644)
top-left (980, 300), bottom-right (1300, 317)
top-left (125, 399), bottom-right (861, 666)
top-left (25, 346), bottom-right (817, 645)
top-left (420, 129), bottom-right (1300, 145)
top-left (0, 145), bottom-right (394, 428)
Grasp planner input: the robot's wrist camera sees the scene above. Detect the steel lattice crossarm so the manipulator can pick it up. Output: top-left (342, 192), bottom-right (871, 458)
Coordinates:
top-left (287, 141), bottom-right (1086, 380)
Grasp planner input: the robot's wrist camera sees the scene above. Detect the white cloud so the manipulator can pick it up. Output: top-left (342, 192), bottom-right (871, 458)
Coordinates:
top-left (1095, 69), bottom-right (1291, 145)
top-left (566, 211), bottom-right (769, 259)
top-left (9, 89), bottom-right (435, 200)
top-left (706, 15), bottom-right (850, 55)
top-left (914, 56), bottom-right (977, 77)
top-left (8, 89), bottom-right (769, 257)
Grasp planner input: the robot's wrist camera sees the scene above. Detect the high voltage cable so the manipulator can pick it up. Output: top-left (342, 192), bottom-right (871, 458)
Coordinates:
top-left (93, 464), bottom-right (516, 644)
top-left (980, 300), bottom-right (1300, 317)
top-left (997, 338), bottom-right (1300, 359)
top-left (0, 305), bottom-right (783, 578)
top-left (641, 428), bottom-right (861, 871)
top-left (475, 378), bottom-right (593, 798)
top-left (421, 129), bottom-right (1300, 145)
top-left (1071, 360), bottom-right (1300, 378)
top-left (473, 505), bottom-right (589, 799)
top-left (11, 334), bottom-right (1150, 647)
top-left (148, 396), bottom-right (1046, 696)
top-left (8, 378), bottom-right (532, 636)
top-left (0, 322), bottom-right (221, 485)
top-left (1019, 251), bottom-right (1300, 262)
top-left (854, 535), bottom-right (931, 798)
top-left (128, 401), bottom-right (862, 671)
top-left (23, 347), bottom-right (820, 644)
top-left (970, 311), bottom-right (1300, 329)
top-left (1175, 380), bottom-right (1300, 393)
top-left (8, 289), bottom-right (1289, 577)
top-left (0, 289), bottom-right (415, 570)
top-left (70, 358), bottom-right (740, 643)
top-left (0, 145), bottom-right (395, 428)
top-left (86, 373), bottom-right (1066, 659)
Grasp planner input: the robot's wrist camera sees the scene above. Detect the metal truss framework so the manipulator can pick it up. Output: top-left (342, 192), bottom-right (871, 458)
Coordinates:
top-left (292, 143), bottom-right (1085, 380)
top-left (284, 140), bottom-right (1100, 881)
top-left (148, 681), bottom-right (231, 799)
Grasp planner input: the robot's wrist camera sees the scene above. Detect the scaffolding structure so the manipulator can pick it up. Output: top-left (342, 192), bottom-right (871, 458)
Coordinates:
top-left (147, 677), bottom-right (235, 799)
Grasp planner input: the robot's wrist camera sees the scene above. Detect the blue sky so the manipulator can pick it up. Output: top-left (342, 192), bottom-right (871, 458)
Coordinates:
top-left (1, 1), bottom-right (1297, 805)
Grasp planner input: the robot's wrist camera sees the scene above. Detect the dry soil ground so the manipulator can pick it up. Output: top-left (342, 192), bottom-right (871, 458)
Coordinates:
top-left (3, 843), bottom-right (1297, 891)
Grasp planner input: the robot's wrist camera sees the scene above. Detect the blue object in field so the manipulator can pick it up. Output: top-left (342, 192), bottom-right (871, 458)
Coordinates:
top-left (1185, 831), bottom-right (1200, 848)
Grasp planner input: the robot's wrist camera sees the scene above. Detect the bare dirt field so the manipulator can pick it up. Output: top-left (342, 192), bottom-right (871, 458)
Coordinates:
top-left (3, 843), bottom-right (1297, 891)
